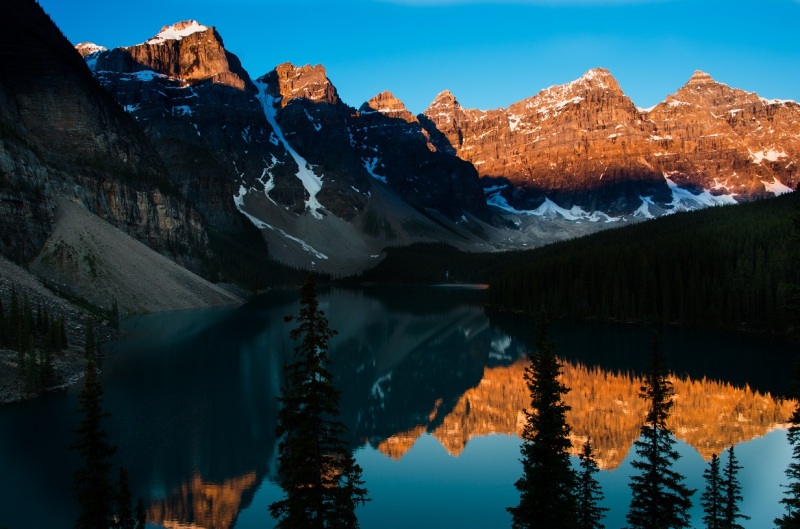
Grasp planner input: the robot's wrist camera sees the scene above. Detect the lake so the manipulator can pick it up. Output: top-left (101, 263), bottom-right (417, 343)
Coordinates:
top-left (0, 285), bottom-right (797, 529)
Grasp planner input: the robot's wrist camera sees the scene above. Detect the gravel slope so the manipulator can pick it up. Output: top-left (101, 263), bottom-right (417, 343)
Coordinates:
top-left (30, 198), bottom-right (243, 314)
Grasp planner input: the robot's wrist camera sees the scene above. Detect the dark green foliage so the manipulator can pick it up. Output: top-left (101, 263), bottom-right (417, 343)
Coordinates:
top-left (269, 274), bottom-right (369, 529)
top-left (72, 357), bottom-right (116, 529)
top-left (701, 453), bottom-right (723, 529)
top-left (626, 335), bottom-right (694, 529)
top-left (776, 355), bottom-right (800, 528)
top-left (135, 499), bottom-right (146, 529)
top-left (85, 317), bottom-right (95, 361)
top-left (488, 193), bottom-right (800, 332)
top-left (1, 286), bottom-right (65, 393)
top-left (508, 311), bottom-right (577, 529)
top-left (116, 467), bottom-right (135, 529)
top-left (576, 438), bottom-right (608, 529)
top-left (722, 446), bottom-right (748, 529)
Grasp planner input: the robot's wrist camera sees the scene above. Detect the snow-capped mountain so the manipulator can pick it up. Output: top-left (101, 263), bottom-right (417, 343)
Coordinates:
top-left (423, 68), bottom-right (799, 218)
top-left (18, 13), bottom-right (790, 276)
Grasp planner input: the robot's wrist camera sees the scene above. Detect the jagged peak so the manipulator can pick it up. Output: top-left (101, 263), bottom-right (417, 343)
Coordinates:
top-left (360, 91), bottom-right (417, 123)
top-left (427, 89), bottom-right (461, 111)
top-left (268, 62), bottom-right (339, 108)
top-left (688, 70), bottom-right (715, 84)
top-left (74, 42), bottom-right (107, 57)
top-left (145, 20), bottom-right (209, 45)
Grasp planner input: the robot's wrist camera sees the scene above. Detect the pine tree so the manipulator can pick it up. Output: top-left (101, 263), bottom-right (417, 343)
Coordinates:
top-left (576, 438), bottom-right (608, 529)
top-left (776, 354), bottom-right (800, 528)
top-left (626, 334), bottom-right (694, 529)
top-left (85, 317), bottom-right (95, 361)
top-left (269, 274), bottom-right (368, 529)
top-left (722, 446), bottom-right (748, 529)
top-left (72, 352), bottom-right (116, 529)
top-left (508, 310), bottom-right (577, 529)
top-left (134, 499), bottom-right (146, 529)
top-left (116, 467), bottom-right (135, 529)
top-left (701, 453), bottom-right (723, 529)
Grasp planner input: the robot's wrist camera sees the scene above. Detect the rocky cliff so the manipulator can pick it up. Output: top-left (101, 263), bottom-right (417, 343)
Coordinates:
top-left (422, 68), bottom-right (799, 215)
top-left (0, 0), bottom-right (212, 285)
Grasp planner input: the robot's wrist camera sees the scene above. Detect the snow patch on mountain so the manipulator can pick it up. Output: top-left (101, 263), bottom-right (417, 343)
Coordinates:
top-left (363, 157), bottom-right (387, 183)
top-left (255, 81), bottom-right (325, 219)
top-left (145, 21), bottom-right (208, 45)
top-left (634, 196), bottom-right (656, 219)
top-left (234, 186), bottom-right (328, 260)
top-left (750, 149), bottom-right (788, 165)
top-left (486, 189), bottom-right (619, 223)
top-left (762, 177), bottom-right (794, 196)
top-left (665, 176), bottom-right (737, 211)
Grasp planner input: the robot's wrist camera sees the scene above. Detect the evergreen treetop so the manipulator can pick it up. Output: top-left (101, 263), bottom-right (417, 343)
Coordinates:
top-left (626, 334), bottom-right (694, 529)
top-left (269, 274), bottom-right (368, 529)
top-left (508, 310), bottom-right (577, 529)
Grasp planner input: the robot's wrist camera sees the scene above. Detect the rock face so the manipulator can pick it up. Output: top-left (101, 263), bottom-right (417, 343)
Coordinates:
top-left (0, 0), bottom-right (211, 277)
top-left (422, 68), bottom-right (799, 214)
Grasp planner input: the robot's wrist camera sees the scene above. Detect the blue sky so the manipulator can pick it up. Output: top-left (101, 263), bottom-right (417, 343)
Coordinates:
top-left (40, 0), bottom-right (800, 114)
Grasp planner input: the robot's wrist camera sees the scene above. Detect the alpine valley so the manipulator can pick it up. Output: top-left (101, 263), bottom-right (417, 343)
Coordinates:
top-left (2, 0), bottom-right (799, 309)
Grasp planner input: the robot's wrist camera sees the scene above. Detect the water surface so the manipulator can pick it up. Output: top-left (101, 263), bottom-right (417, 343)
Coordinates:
top-left (0, 286), bottom-right (795, 529)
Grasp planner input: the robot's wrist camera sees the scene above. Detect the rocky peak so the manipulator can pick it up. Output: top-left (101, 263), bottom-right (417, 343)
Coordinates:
top-left (268, 62), bottom-right (340, 108)
top-left (88, 21), bottom-right (252, 91)
top-left (360, 91), bottom-right (417, 123)
top-left (74, 42), bottom-right (107, 57)
top-left (519, 67), bottom-right (627, 119)
top-left (144, 20), bottom-right (208, 45)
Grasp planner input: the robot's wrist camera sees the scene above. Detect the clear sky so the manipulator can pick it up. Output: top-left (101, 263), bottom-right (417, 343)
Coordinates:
top-left (39, 0), bottom-right (800, 114)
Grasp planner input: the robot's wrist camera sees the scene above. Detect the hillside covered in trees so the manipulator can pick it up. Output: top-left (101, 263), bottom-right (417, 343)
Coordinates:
top-left (486, 192), bottom-right (799, 332)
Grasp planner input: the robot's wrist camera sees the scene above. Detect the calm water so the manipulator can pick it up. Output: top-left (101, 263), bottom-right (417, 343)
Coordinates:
top-left (0, 286), bottom-right (797, 529)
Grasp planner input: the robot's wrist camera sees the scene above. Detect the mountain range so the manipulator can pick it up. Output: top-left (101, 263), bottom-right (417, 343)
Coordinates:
top-left (1, 0), bottom-right (798, 307)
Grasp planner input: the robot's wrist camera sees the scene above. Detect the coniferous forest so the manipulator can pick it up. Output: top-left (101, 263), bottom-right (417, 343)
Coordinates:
top-left (486, 192), bottom-right (800, 332)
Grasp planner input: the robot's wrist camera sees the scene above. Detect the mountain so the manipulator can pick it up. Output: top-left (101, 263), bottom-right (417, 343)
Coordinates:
top-left (0, 0), bottom-right (236, 312)
top-left (81, 24), bottom-right (798, 275)
top-left (79, 27), bottom-right (495, 275)
top-left (422, 68), bottom-right (799, 217)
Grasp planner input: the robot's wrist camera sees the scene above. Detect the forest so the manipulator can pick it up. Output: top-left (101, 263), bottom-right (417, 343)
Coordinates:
top-left (356, 192), bottom-right (799, 333)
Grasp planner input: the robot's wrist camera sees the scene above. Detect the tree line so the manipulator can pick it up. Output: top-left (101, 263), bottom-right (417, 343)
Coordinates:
top-left (0, 286), bottom-right (68, 394)
top-left (487, 192), bottom-right (800, 332)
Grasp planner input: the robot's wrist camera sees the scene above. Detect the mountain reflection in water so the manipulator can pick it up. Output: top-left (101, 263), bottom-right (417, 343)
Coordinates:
top-left (114, 287), bottom-right (795, 529)
top-left (379, 358), bottom-right (794, 469)
top-left (1, 287), bottom-right (793, 529)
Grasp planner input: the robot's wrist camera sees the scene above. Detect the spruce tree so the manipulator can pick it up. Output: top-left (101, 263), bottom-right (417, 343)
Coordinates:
top-left (722, 446), bottom-right (748, 529)
top-left (576, 438), bottom-right (608, 529)
top-left (269, 274), bottom-right (368, 529)
top-left (135, 499), bottom-right (146, 529)
top-left (85, 317), bottom-right (95, 360)
top-left (626, 334), bottom-right (694, 529)
top-left (508, 310), bottom-right (577, 529)
top-left (116, 467), bottom-right (135, 529)
top-left (72, 354), bottom-right (116, 529)
top-left (701, 453), bottom-right (723, 529)
top-left (776, 355), bottom-right (800, 528)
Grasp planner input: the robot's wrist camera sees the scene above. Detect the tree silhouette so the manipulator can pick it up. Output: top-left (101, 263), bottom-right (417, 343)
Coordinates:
top-left (508, 310), bottom-right (577, 529)
top-left (626, 334), bottom-right (694, 529)
top-left (776, 355), bottom-right (800, 528)
top-left (721, 446), bottom-right (748, 529)
top-left (701, 453), bottom-right (722, 529)
top-left (269, 274), bottom-right (368, 529)
top-left (576, 438), bottom-right (608, 529)
top-left (72, 355), bottom-right (116, 529)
